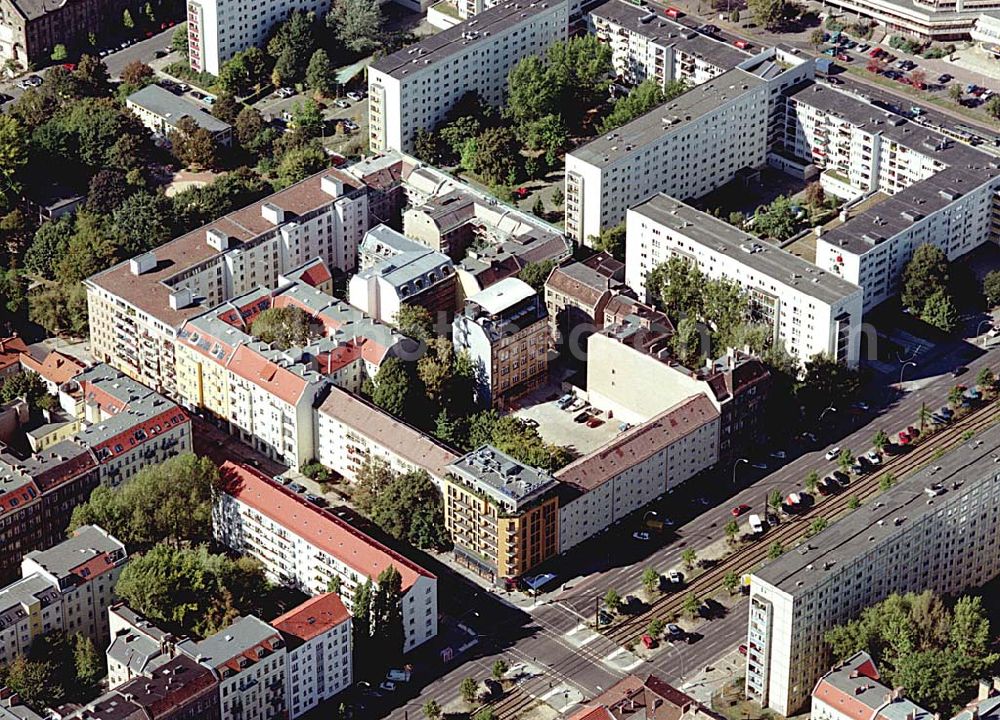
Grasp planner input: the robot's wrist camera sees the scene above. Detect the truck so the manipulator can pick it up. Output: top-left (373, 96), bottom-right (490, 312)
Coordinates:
top-left (748, 514), bottom-right (764, 534)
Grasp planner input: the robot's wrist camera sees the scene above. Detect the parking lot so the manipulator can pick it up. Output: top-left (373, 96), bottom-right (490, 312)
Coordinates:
top-left (513, 389), bottom-right (624, 456)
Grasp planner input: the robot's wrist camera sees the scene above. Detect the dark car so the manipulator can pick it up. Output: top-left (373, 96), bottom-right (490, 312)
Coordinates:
top-left (938, 73), bottom-right (952, 83)
top-left (953, 366), bottom-right (968, 377)
top-left (832, 471), bottom-right (850, 488)
top-left (288, 482), bottom-right (306, 493)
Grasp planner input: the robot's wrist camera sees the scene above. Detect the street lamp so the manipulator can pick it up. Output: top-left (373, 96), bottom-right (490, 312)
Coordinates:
top-left (818, 405), bottom-right (837, 424)
top-left (978, 320), bottom-right (993, 346)
top-left (733, 458), bottom-right (749, 485)
top-left (900, 360), bottom-right (917, 386)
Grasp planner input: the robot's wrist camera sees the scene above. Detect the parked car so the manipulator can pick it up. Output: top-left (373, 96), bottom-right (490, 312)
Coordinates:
top-left (938, 73), bottom-right (952, 83)
top-left (632, 531), bottom-right (651, 541)
top-left (598, 610), bottom-right (613, 625)
top-left (666, 623), bottom-right (685, 640)
top-left (731, 503), bottom-right (751, 517)
top-left (667, 570), bottom-right (684, 585)
top-left (832, 471), bottom-right (850, 488)
top-left (825, 447), bottom-right (841, 461)
top-left (817, 479), bottom-right (834, 496)
top-left (739, 644), bottom-right (748, 656)
top-left (288, 482), bottom-right (306, 493)
top-left (852, 401), bottom-right (870, 411)
top-left (346, 90), bottom-right (366, 101)
top-left (334, 99), bottom-right (351, 108)
top-left (866, 450), bottom-right (882, 465)
top-left (379, 681), bottom-right (396, 692)
top-left (953, 366), bottom-right (969, 377)
top-left (386, 668), bottom-right (411, 683)
top-left (272, 474), bottom-right (290, 485)
top-left (641, 634), bottom-right (657, 649)
top-left (770, 450), bottom-right (787, 459)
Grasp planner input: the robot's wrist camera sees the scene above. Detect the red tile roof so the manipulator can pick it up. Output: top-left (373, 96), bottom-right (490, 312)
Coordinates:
top-left (297, 263), bottom-right (332, 289)
top-left (566, 707), bottom-right (614, 720)
top-left (226, 345), bottom-right (310, 406)
top-left (90, 408), bottom-right (190, 463)
top-left (0, 336), bottom-right (29, 374)
top-left (272, 593), bottom-right (350, 645)
top-left (219, 462), bottom-right (434, 589)
top-left (0, 478), bottom-right (41, 517)
top-left (20, 351), bottom-right (86, 386)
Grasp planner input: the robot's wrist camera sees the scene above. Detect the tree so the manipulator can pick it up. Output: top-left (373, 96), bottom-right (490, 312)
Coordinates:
top-left (645, 255), bottom-right (703, 319)
top-left (723, 570), bottom-right (740, 595)
top-left (949, 384), bottom-right (966, 409)
top-left (306, 48), bottom-right (335, 96)
top-left (51, 43), bottom-right (68, 61)
top-left (809, 28), bottom-right (826, 48)
top-left (598, 79), bottom-right (686, 133)
top-left (68, 453), bottom-right (219, 548)
top-left (752, 195), bottom-right (798, 240)
top-left (920, 289), bottom-right (957, 332)
top-left (212, 93), bottom-right (241, 124)
top-left (768, 488), bottom-right (783, 512)
top-left (235, 105), bottom-right (267, 148)
top-left (682, 592), bottom-right (700, 618)
top-left (0, 115), bottom-right (27, 211)
top-left (73, 633), bottom-right (104, 691)
top-left (172, 24), bottom-right (189, 56)
top-left (269, 11), bottom-right (317, 85)
top-left (460, 677), bottom-right (479, 705)
top-left (590, 223), bottom-right (626, 261)
top-left (807, 517), bottom-right (829, 537)
top-left (75, 54), bottom-right (110, 96)
top-left (724, 519), bottom-right (739, 545)
top-left (276, 143), bottom-right (327, 187)
top-left (873, 429), bottom-right (888, 454)
top-left (918, 403), bottom-right (932, 433)
top-left (804, 181), bottom-right (825, 210)
top-left (111, 190), bottom-right (173, 257)
top-left (748, 0), bottom-right (787, 30)
top-left (0, 371), bottom-right (51, 408)
top-left (122, 8), bottom-right (135, 28)
top-left (327, 0), bottom-right (384, 54)
top-left (462, 126), bottom-right (522, 186)
top-left (641, 567), bottom-right (660, 595)
top-left (251, 305), bottom-right (311, 348)
top-left (491, 659), bottom-right (508, 680)
top-left (948, 83), bottom-right (963, 102)
top-left (291, 98), bottom-right (324, 141)
top-left (604, 589), bottom-right (622, 613)
top-left (371, 565), bottom-right (404, 663)
top-left (423, 700), bottom-right (442, 720)
top-left (648, 618), bottom-right (666, 637)
top-left (880, 473), bottom-right (897, 491)
top-left (171, 117), bottom-right (217, 170)
top-left (984, 271), bottom-right (1000, 307)
top-left (977, 367), bottom-right (996, 393)
top-left (473, 710), bottom-right (498, 720)
top-left (121, 60), bottom-right (154, 88)
top-left (804, 470), bottom-right (819, 493)
top-left (367, 356), bottom-right (419, 418)
top-left (115, 544), bottom-right (268, 636)
top-left (418, 337), bottom-right (457, 405)
top-left (353, 461), bottom-right (450, 550)
top-left (393, 304), bottom-right (434, 341)
top-left (2, 656), bottom-right (63, 709)
top-left (901, 243), bottom-right (949, 314)
top-left (799, 353), bottom-right (861, 416)
top-left (552, 187), bottom-right (564, 208)
top-left (768, 541), bottom-right (784, 559)
top-left (219, 47), bottom-right (269, 96)
top-left (681, 548), bottom-right (697, 571)
top-left (413, 129), bottom-right (440, 164)
top-left (352, 578), bottom-right (373, 648)
top-left (848, 495), bottom-right (861, 509)
top-left (518, 259), bottom-right (555, 293)
top-left (838, 448), bottom-right (854, 473)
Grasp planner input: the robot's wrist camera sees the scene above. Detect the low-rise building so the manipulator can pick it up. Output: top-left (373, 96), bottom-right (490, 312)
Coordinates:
top-left (0, 526), bottom-right (127, 665)
top-left (0, 337), bottom-right (28, 380)
top-left (624, 194), bottom-right (864, 366)
top-left (589, 0), bottom-right (751, 89)
top-left (348, 225), bottom-right (457, 325)
top-left (314, 385), bottom-right (458, 485)
top-left (367, 0), bottom-right (568, 154)
top-left (214, 462), bottom-right (438, 653)
top-left (811, 652), bottom-right (931, 720)
top-left (746, 421), bottom-right (1000, 716)
top-left (444, 446), bottom-right (559, 582)
top-left (453, 278), bottom-right (549, 408)
top-left (556, 395), bottom-right (719, 552)
top-left (126, 85), bottom-right (233, 146)
top-left (271, 593), bottom-right (352, 718)
top-left (567, 673), bottom-right (723, 720)
top-left (19, 350), bottom-right (86, 394)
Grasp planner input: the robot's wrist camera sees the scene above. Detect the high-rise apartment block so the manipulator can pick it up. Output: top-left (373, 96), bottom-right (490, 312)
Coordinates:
top-left (367, 0), bottom-right (568, 154)
top-left (746, 421), bottom-right (1000, 716)
top-left (624, 194), bottom-right (865, 366)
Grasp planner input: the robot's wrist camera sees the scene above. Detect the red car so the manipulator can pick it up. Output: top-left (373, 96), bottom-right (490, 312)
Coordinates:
top-left (731, 504), bottom-right (751, 517)
top-left (739, 644), bottom-right (748, 656)
top-left (513, 187), bottom-right (529, 200)
top-left (898, 431), bottom-right (911, 444)
top-left (836, 53), bottom-right (852, 62)
top-left (61, 62), bottom-right (76, 71)
top-left (907, 425), bottom-right (920, 437)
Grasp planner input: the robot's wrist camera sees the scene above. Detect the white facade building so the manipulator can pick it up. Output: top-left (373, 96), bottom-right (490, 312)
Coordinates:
top-left (782, 82), bottom-right (1000, 312)
top-left (367, 0), bottom-right (567, 154)
top-left (271, 593), bottom-right (353, 719)
top-left (746, 421), bottom-right (1000, 716)
top-left (624, 194), bottom-right (864, 366)
top-left (0, 526), bottom-right (127, 667)
top-left (214, 461), bottom-right (439, 653)
top-left (556, 394), bottom-right (719, 551)
top-left (588, 0), bottom-right (751, 89)
top-left (85, 170), bottom-right (368, 400)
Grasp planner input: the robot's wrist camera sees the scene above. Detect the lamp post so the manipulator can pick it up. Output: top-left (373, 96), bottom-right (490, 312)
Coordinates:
top-left (733, 457), bottom-right (749, 486)
top-left (978, 320), bottom-right (993, 346)
top-left (818, 405), bottom-right (837, 424)
top-left (900, 360), bottom-right (917, 386)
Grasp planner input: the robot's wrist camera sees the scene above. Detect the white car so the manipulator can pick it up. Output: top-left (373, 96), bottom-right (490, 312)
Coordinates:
top-left (866, 450), bottom-right (882, 465)
top-left (346, 91), bottom-right (365, 101)
top-left (632, 531), bottom-right (650, 541)
top-left (379, 681), bottom-right (396, 692)
top-left (334, 99), bottom-right (351, 108)
top-left (667, 570), bottom-right (683, 584)
top-left (825, 447), bottom-right (841, 461)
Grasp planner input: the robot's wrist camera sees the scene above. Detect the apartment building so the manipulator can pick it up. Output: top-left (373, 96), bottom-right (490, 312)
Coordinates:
top-left (314, 385), bottom-right (458, 486)
top-left (19, 349), bottom-right (86, 394)
top-left (179, 616), bottom-right (287, 720)
top-left (214, 462), bottom-right (438, 653)
top-left (0, 689), bottom-right (43, 720)
top-left (0, 526), bottom-right (127, 665)
top-left (348, 225), bottom-right (458, 324)
top-left (565, 54), bottom-right (815, 244)
top-left (0, 336), bottom-right (28, 379)
top-left (782, 82), bottom-right (1000, 312)
top-left (443, 446), bottom-right (559, 582)
top-left (588, 0), bottom-right (751, 89)
top-left (271, 593), bottom-right (352, 718)
top-left (811, 652), bottom-right (932, 720)
top-left (107, 604), bottom-right (180, 688)
top-left (746, 421), bottom-right (1000, 716)
top-left (85, 170), bottom-right (368, 400)
top-left (808, 0), bottom-right (990, 39)
top-left (0, 0), bottom-right (130, 70)
top-left (453, 277), bottom-right (549, 408)
top-left (367, 0), bottom-right (568, 153)
top-left (556, 395), bottom-right (719, 552)
top-left (0, 441), bottom-right (100, 582)
top-left (544, 252), bottom-right (629, 351)
top-left (624, 194), bottom-right (865, 366)
top-left (126, 85), bottom-right (233, 146)
top-left (568, 673), bottom-right (723, 720)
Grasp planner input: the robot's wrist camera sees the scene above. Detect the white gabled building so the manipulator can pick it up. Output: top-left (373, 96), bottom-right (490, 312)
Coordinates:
top-left (367, 0), bottom-right (568, 154)
top-left (624, 194), bottom-right (864, 367)
top-left (214, 461), bottom-right (439, 654)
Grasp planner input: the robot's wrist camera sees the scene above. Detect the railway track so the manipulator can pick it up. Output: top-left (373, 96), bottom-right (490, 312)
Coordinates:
top-left (601, 401), bottom-right (1000, 648)
top-left (483, 686), bottom-right (538, 720)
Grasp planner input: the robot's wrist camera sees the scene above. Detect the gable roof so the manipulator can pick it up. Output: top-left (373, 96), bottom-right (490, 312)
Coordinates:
top-left (19, 350), bottom-right (86, 386)
top-left (271, 593), bottom-right (350, 648)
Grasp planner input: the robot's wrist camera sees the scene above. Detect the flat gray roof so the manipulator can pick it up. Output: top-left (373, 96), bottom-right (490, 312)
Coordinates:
top-left (370, 0), bottom-right (564, 80)
top-left (786, 82), bottom-right (1000, 256)
top-left (589, 0), bottom-right (750, 69)
top-left (127, 85), bottom-right (231, 134)
top-left (569, 68), bottom-right (766, 168)
top-left (447, 445), bottom-right (556, 508)
top-left (630, 194), bottom-right (862, 305)
top-left (23, 525), bottom-right (125, 579)
top-left (754, 418), bottom-right (1000, 595)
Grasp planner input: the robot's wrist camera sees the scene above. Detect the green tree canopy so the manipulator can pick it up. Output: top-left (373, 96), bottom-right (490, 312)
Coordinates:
top-left (590, 223), bottom-right (626, 261)
top-left (306, 48), bottom-right (336, 95)
top-left (748, 0), bottom-right (787, 29)
top-left (901, 243), bottom-right (949, 314)
top-left (518, 259), bottom-right (555, 293)
top-left (251, 305), bottom-right (311, 349)
top-left (599, 79), bottom-right (686, 133)
top-left (751, 195), bottom-right (798, 240)
top-left (327, 0), bottom-right (384, 53)
top-left (353, 460), bottom-right (451, 550)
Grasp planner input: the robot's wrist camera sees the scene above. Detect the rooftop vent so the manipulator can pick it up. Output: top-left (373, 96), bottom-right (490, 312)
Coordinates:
top-left (261, 202), bottom-right (285, 225)
top-left (206, 228), bottom-right (229, 252)
top-left (322, 175), bottom-right (344, 198)
top-left (129, 252), bottom-right (156, 276)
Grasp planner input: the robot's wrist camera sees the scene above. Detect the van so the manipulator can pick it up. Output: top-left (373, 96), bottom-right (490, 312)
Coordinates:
top-left (748, 514), bottom-right (764, 533)
top-left (386, 668), bottom-right (411, 683)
